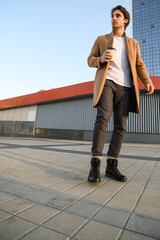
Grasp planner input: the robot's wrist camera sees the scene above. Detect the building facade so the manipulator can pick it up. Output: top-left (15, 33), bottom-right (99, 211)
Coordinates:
top-left (132, 0), bottom-right (160, 76)
top-left (0, 79), bottom-right (159, 144)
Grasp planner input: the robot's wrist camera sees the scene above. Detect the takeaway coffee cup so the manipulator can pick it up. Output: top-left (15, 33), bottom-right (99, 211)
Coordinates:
top-left (107, 47), bottom-right (116, 61)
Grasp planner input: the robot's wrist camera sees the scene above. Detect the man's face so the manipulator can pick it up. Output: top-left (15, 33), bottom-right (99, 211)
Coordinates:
top-left (112, 10), bottom-right (128, 30)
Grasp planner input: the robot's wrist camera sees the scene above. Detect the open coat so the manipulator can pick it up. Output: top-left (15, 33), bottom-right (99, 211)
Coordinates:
top-left (88, 32), bottom-right (153, 113)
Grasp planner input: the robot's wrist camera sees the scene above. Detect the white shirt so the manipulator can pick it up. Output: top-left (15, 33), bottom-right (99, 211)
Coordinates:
top-left (106, 36), bottom-right (132, 88)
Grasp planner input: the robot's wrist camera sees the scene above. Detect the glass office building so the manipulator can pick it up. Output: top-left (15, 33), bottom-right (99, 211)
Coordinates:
top-left (132, 0), bottom-right (160, 76)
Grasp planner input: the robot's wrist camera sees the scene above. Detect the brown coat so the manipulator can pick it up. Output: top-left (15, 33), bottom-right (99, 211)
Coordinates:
top-left (88, 32), bottom-right (152, 113)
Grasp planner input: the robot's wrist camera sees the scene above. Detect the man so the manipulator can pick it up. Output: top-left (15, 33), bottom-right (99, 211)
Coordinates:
top-left (87, 5), bottom-right (154, 183)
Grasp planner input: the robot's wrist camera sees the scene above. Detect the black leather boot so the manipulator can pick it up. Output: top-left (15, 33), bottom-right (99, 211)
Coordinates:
top-left (105, 159), bottom-right (127, 182)
top-left (88, 158), bottom-right (101, 183)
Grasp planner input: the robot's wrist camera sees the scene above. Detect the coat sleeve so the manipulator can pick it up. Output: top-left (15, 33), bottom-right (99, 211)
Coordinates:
top-left (87, 37), bottom-right (102, 68)
top-left (136, 41), bottom-right (153, 86)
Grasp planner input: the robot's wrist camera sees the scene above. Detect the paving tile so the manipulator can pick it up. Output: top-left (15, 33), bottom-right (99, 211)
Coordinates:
top-left (106, 197), bottom-right (136, 212)
top-left (24, 189), bottom-right (56, 203)
top-left (133, 161), bottom-right (157, 182)
top-left (120, 230), bottom-right (157, 240)
top-left (0, 180), bottom-right (36, 197)
top-left (139, 186), bottom-right (160, 208)
top-left (74, 220), bottom-right (121, 240)
top-left (65, 200), bottom-right (100, 218)
top-left (0, 198), bottom-right (35, 214)
top-left (66, 181), bottom-right (98, 198)
top-left (41, 193), bottom-right (78, 210)
top-left (35, 177), bottom-right (62, 188)
top-left (0, 192), bottom-right (15, 204)
top-left (133, 203), bottom-right (160, 221)
top-left (44, 211), bottom-right (87, 236)
top-left (0, 216), bottom-right (36, 240)
top-left (146, 181), bottom-right (160, 191)
top-left (93, 207), bottom-right (130, 228)
top-left (18, 204), bottom-right (59, 224)
top-left (13, 170), bottom-right (41, 180)
top-left (20, 226), bottom-right (67, 240)
top-left (24, 175), bottom-right (63, 186)
top-left (0, 181), bottom-right (18, 192)
top-left (10, 184), bottom-right (36, 197)
top-left (126, 208), bottom-right (160, 239)
top-left (19, 174), bottom-right (50, 184)
top-left (0, 209), bottom-right (12, 222)
top-left (85, 181), bottom-right (123, 203)
top-left (111, 181), bottom-right (146, 203)
top-left (43, 179), bottom-right (80, 193)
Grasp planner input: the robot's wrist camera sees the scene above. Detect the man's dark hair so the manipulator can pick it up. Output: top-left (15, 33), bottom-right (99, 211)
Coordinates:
top-left (111, 5), bottom-right (130, 30)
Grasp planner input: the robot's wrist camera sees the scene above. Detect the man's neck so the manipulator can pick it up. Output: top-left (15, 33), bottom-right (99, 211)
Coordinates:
top-left (113, 28), bottom-right (125, 37)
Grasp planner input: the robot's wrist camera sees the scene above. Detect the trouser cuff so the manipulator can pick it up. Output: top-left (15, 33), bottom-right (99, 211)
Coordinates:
top-left (91, 155), bottom-right (103, 160)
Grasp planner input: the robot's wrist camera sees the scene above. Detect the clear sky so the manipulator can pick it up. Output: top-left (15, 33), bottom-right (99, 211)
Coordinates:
top-left (0, 0), bottom-right (131, 100)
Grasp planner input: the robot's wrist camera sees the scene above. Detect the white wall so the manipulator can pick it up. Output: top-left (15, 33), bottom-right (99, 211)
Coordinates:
top-left (0, 105), bottom-right (37, 122)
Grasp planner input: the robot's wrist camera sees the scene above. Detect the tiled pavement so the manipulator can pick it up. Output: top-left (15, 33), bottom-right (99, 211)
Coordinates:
top-left (0, 137), bottom-right (159, 240)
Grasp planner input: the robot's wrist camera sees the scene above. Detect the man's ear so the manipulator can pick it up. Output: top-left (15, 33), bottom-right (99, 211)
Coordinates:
top-left (124, 19), bottom-right (128, 24)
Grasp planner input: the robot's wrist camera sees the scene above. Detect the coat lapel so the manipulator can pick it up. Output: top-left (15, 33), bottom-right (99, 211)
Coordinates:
top-left (105, 32), bottom-right (114, 49)
top-left (124, 33), bottom-right (132, 66)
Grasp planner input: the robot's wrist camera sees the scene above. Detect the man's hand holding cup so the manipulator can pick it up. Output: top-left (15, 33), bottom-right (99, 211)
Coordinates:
top-left (100, 47), bottom-right (116, 63)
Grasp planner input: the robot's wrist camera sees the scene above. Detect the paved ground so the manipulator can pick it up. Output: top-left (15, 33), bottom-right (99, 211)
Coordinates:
top-left (0, 137), bottom-right (160, 240)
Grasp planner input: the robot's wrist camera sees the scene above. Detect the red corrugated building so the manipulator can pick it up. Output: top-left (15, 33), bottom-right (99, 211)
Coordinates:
top-left (0, 77), bottom-right (159, 143)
